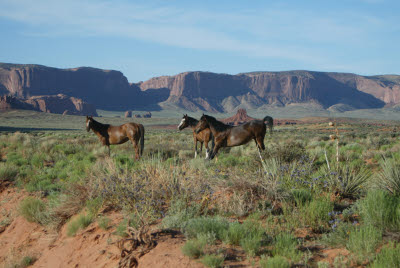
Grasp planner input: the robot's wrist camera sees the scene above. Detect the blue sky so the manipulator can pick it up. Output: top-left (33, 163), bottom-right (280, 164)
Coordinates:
top-left (0, 0), bottom-right (399, 82)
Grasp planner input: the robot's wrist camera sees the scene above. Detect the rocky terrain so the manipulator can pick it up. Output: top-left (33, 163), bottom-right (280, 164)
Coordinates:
top-left (139, 71), bottom-right (400, 112)
top-left (0, 94), bottom-right (97, 116)
top-left (1, 63), bottom-right (399, 113)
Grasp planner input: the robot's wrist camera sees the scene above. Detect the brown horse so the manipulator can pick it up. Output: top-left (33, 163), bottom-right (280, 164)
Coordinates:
top-left (178, 114), bottom-right (214, 159)
top-left (195, 114), bottom-right (272, 160)
top-left (86, 116), bottom-right (144, 159)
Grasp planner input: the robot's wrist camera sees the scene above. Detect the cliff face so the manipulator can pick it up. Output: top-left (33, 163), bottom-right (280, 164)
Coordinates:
top-left (0, 63), bottom-right (143, 110)
top-left (139, 71), bottom-right (390, 112)
top-left (1, 63), bottom-right (398, 113)
top-left (0, 94), bottom-right (97, 116)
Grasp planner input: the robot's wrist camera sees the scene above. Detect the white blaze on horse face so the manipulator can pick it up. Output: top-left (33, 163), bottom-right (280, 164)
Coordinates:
top-left (86, 121), bottom-right (90, 129)
top-left (178, 118), bottom-right (185, 129)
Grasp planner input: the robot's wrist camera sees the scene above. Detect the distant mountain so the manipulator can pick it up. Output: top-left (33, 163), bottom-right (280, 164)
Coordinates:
top-left (0, 63), bottom-right (165, 110)
top-left (0, 63), bottom-right (399, 113)
top-left (139, 71), bottom-right (399, 112)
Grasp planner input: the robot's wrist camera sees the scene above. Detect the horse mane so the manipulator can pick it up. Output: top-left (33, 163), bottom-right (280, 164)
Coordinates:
top-left (203, 115), bottom-right (232, 131)
top-left (186, 116), bottom-right (199, 127)
top-left (91, 118), bottom-right (110, 131)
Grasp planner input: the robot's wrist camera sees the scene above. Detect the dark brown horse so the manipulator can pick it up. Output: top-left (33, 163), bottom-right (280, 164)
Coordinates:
top-left (195, 114), bottom-right (272, 160)
top-left (86, 116), bottom-right (144, 159)
top-left (178, 114), bottom-right (214, 159)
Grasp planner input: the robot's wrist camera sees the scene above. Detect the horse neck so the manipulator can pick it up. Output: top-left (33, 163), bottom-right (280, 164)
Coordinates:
top-left (90, 119), bottom-right (109, 135)
top-left (206, 117), bottom-right (230, 135)
top-left (187, 117), bottom-right (199, 129)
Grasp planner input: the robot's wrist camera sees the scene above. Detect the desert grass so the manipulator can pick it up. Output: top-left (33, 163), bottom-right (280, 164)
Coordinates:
top-left (1, 120), bottom-right (400, 266)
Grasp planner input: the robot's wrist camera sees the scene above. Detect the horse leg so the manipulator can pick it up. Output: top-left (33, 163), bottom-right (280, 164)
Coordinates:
top-left (107, 145), bottom-right (110, 157)
top-left (204, 141), bottom-right (210, 159)
top-left (209, 143), bottom-right (222, 160)
top-left (134, 142), bottom-right (140, 160)
top-left (255, 137), bottom-right (265, 161)
top-left (194, 137), bottom-right (198, 158)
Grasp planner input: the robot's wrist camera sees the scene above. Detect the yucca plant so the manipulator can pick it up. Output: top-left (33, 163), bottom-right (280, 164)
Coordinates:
top-left (323, 162), bottom-right (371, 198)
top-left (374, 157), bottom-right (400, 195)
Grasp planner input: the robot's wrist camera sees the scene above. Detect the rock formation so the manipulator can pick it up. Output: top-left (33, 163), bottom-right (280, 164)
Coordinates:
top-left (0, 94), bottom-right (97, 116)
top-left (139, 71), bottom-right (397, 112)
top-left (124, 111), bottom-right (132, 118)
top-left (1, 63), bottom-right (399, 113)
top-left (221, 109), bottom-right (256, 125)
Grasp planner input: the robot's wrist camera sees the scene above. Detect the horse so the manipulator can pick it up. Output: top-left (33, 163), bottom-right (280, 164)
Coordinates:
top-left (86, 116), bottom-right (145, 159)
top-left (264, 116), bottom-right (274, 134)
top-left (195, 114), bottom-right (272, 160)
top-left (178, 114), bottom-right (214, 159)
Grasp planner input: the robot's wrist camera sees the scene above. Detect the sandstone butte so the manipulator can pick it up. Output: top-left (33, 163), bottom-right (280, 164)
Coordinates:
top-left (1, 63), bottom-right (399, 113)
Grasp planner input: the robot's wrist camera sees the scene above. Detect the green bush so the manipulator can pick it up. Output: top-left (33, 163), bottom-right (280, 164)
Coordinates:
top-left (370, 242), bottom-right (400, 268)
top-left (273, 233), bottom-right (301, 261)
top-left (222, 221), bottom-right (245, 245)
top-left (19, 197), bottom-right (49, 225)
top-left (183, 217), bottom-right (229, 240)
top-left (347, 224), bottom-right (382, 261)
top-left (356, 190), bottom-right (400, 231)
top-left (322, 222), bottom-right (355, 247)
top-left (162, 199), bottom-right (201, 229)
top-left (67, 214), bottom-right (93, 236)
top-left (0, 163), bottom-right (18, 181)
top-left (181, 239), bottom-right (205, 259)
top-left (97, 216), bottom-right (111, 230)
top-left (324, 163), bottom-right (370, 198)
top-left (200, 254), bottom-right (225, 268)
top-left (374, 158), bottom-right (400, 195)
top-left (301, 196), bottom-right (333, 230)
top-left (240, 234), bottom-right (262, 257)
top-left (260, 255), bottom-right (290, 268)
top-left (290, 189), bottom-right (312, 206)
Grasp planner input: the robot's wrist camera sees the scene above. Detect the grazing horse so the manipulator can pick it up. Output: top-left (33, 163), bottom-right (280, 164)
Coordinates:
top-left (195, 114), bottom-right (272, 160)
top-left (86, 116), bottom-right (144, 159)
top-left (264, 116), bottom-right (274, 134)
top-left (178, 114), bottom-right (214, 159)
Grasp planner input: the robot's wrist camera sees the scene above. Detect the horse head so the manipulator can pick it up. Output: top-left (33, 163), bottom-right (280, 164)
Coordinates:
top-left (195, 114), bottom-right (208, 134)
top-left (178, 114), bottom-right (189, 131)
top-left (86, 116), bottom-right (93, 132)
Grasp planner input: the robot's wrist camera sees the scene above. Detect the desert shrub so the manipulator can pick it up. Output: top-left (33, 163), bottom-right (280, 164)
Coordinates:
top-left (322, 222), bottom-right (355, 247)
top-left (272, 233), bottom-right (301, 261)
top-left (19, 197), bottom-right (49, 225)
top-left (201, 254), bottom-right (225, 268)
top-left (222, 221), bottom-right (245, 245)
top-left (356, 190), bottom-right (400, 231)
top-left (66, 214), bottom-right (93, 236)
top-left (290, 189), bottom-right (312, 206)
top-left (240, 234), bottom-right (263, 257)
top-left (264, 141), bottom-right (306, 163)
top-left (97, 216), bottom-right (111, 230)
top-left (374, 158), bottom-right (400, 195)
top-left (301, 196), bottom-right (333, 231)
top-left (161, 198), bottom-right (202, 229)
top-left (260, 255), bottom-right (290, 268)
top-left (347, 224), bottom-right (382, 261)
top-left (85, 197), bottom-right (103, 218)
top-left (370, 242), bottom-right (400, 268)
top-left (0, 162), bottom-right (18, 181)
top-left (183, 217), bottom-right (229, 240)
top-left (322, 162), bottom-right (370, 198)
top-left (181, 239), bottom-right (206, 259)
top-left (19, 256), bottom-right (37, 267)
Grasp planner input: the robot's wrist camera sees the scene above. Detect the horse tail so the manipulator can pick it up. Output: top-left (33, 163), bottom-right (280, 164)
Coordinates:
top-left (139, 124), bottom-right (145, 156)
top-left (263, 116), bottom-right (274, 134)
